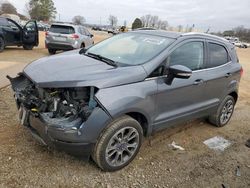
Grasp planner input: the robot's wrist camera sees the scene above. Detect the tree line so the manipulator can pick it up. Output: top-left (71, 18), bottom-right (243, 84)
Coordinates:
top-left (212, 26), bottom-right (250, 42)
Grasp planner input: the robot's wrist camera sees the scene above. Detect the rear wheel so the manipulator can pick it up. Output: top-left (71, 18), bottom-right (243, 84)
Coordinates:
top-left (208, 95), bottom-right (235, 127)
top-left (48, 48), bottom-right (56, 55)
top-left (0, 37), bottom-right (5, 52)
top-left (23, 45), bottom-right (34, 50)
top-left (92, 115), bottom-right (143, 171)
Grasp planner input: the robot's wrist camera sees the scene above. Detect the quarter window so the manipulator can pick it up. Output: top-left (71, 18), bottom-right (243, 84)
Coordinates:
top-left (207, 43), bottom-right (229, 68)
top-left (168, 42), bottom-right (204, 71)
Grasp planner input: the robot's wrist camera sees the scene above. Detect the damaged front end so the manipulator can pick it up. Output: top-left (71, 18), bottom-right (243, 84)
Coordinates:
top-left (7, 74), bottom-right (109, 154)
top-left (8, 74), bottom-right (98, 131)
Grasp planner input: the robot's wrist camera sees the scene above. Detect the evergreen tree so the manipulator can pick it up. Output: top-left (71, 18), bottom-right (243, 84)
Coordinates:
top-left (28, 0), bottom-right (57, 21)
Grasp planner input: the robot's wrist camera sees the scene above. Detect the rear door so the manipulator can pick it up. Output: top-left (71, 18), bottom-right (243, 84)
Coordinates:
top-left (202, 40), bottom-right (238, 108)
top-left (22, 20), bottom-right (39, 46)
top-left (82, 27), bottom-right (93, 46)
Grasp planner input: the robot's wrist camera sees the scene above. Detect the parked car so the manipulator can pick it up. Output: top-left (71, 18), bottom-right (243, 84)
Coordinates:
top-left (107, 28), bottom-right (119, 34)
top-left (0, 17), bottom-right (38, 52)
top-left (8, 30), bottom-right (242, 171)
top-left (37, 22), bottom-right (50, 31)
top-left (45, 23), bottom-right (94, 55)
top-left (234, 41), bottom-right (248, 48)
top-left (92, 26), bottom-right (101, 31)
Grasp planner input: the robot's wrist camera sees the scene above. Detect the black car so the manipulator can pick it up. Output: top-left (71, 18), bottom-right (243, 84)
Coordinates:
top-left (0, 17), bottom-right (39, 52)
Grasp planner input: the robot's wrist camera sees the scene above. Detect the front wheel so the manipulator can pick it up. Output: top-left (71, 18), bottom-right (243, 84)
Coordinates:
top-left (48, 48), bottom-right (56, 55)
top-left (208, 95), bottom-right (235, 127)
top-left (23, 45), bottom-right (34, 50)
top-left (0, 37), bottom-right (5, 52)
top-left (92, 115), bottom-right (143, 171)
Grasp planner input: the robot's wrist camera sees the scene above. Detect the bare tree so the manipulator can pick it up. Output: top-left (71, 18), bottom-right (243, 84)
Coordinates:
top-left (159, 20), bottom-right (168, 30)
top-left (72, 15), bottom-right (86, 25)
top-left (0, 1), bottom-right (17, 14)
top-left (140, 14), bottom-right (168, 30)
top-left (151, 15), bottom-right (159, 28)
top-left (108, 15), bottom-right (118, 27)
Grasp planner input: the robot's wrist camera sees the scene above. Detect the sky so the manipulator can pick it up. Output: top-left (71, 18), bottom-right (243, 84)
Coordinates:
top-left (4, 0), bottom-right (250, 32)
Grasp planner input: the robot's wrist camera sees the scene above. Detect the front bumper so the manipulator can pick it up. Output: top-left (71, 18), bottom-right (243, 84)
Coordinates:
top-left (27, 114), bottom-right (93, 158)
top-left (21, 107), bottom-right (112, 158)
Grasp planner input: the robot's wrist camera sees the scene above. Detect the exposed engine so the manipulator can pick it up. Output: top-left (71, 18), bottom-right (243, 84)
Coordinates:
top-left (8, 74), bottom-right (97, 128)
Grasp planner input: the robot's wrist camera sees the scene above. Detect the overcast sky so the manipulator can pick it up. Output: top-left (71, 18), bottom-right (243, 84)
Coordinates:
top-left (6, 0), bottom-right (250, 32)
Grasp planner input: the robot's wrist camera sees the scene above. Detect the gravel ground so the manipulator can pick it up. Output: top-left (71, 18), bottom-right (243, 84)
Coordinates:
top-left (0, 34), bottom-right (249, 188)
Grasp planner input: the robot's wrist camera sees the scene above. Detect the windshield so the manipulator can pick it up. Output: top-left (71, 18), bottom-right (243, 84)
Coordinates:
top-left (86, 33), bottom-right (175, 66)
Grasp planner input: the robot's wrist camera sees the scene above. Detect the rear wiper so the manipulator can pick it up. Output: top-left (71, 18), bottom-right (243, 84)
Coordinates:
top-left (85, 52), bottom-right (118, 67)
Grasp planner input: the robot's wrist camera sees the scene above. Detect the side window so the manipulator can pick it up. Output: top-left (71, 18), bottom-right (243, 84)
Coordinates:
top-left (85, 28), bottom-right (91, 36)
top-left (7, 20), bottom-right (19, 30)
top-left (0, 18), bottom-right (8, 26)
top-left (207, 43), bottom-right (230, 68)
top-left (80, 27), bottom-right (87, 35)
top-left (168, 42), bottom-right (204, 71)
top-left (149, 66), bottom-right (164, 78)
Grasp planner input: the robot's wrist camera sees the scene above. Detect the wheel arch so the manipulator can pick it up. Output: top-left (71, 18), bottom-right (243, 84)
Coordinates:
top-left (228, 91), bottom-right (238, 103)
top-left (125, 111), bottom-right (150, 137)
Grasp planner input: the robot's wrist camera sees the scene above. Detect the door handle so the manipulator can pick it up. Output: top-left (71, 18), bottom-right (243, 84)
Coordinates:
top-left (225, 73), bottom-right (232, 78)
top-left (193, 79), bottom-right (204, 85)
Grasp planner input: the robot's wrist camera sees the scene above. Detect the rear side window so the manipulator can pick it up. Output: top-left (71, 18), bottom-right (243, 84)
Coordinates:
top-left (49, 25), bottom-right (75, 34)
top-left (207, 43), bottom-right (230, 68)
top-left (168, 42), bottom-right (204, 71)
top-left (0, 18), bottom-right (8, 26)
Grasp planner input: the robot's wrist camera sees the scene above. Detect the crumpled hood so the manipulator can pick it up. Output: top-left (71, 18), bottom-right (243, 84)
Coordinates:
top-left (24, 50), bottom-right (147, 88)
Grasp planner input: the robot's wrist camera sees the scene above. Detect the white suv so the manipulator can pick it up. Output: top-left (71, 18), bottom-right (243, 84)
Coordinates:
top-left (45, 23), bottom-right (94, 54)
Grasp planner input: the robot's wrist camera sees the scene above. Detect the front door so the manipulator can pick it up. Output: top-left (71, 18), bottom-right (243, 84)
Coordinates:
top-left (153, 40), bottom-right (208, 130)
top-left (22, 20), bottom-right (39, 46)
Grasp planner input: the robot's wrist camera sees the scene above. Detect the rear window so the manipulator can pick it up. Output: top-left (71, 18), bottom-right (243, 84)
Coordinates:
top-left (207, 43), bottom-right (230, 68)
top-left (49, 25), bottom-right (75, 34)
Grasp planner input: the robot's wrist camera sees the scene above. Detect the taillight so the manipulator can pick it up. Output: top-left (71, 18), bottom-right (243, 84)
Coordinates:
top-left (45, 31), bottom-right (48, 37)
top-left (71, 34), bottom-right (79, 39)
top-left (240, 67), bottom-right (243, 77)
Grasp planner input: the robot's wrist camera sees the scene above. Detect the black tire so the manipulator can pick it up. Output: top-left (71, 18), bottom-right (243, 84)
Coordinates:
top-left (48, 48), bottom-right (56, 55)
top-left (208, 95), bottom-right (235, 127)
top-left (92, 115), bottom-right (143, 172)
top-left (0, 37), bottom-right (5, 52)
top-left (23, 45), bottom-right (34, 50)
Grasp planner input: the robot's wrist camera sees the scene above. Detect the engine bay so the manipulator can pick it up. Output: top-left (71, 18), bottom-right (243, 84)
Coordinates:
top-left (7, 74), bottom-right (97, 128)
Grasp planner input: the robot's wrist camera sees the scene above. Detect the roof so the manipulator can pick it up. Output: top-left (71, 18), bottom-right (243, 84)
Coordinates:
top-left (132, 29), bottom-right (228, 43)
top-left (51, 22), bottom-right (81, 27)
top-left (181, 32), bottom-right (228, 42)
top-left (132, 29), bottom-right (182, 39)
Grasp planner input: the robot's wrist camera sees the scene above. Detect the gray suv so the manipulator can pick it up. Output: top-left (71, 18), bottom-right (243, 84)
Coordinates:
top-left (8, 30), bottom-right (242, 171)
top-left (45, 23), bottom-right (94, 54)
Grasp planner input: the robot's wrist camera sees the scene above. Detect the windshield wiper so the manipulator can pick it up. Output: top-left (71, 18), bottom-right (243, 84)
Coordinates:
top-left (85, 52), bottom-right (118, 67)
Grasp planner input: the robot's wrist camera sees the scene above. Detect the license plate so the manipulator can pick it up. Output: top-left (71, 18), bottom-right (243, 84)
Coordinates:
top-left (19, 107), bottom-right (28, 126)
top-left (54, 36), bottom-right (66, 41)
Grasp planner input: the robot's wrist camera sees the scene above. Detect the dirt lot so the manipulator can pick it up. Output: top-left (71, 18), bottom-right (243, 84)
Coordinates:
top-left (0, 30), bottom-right (110, 65)
top-left (0, 32), bottom-right (249, 188)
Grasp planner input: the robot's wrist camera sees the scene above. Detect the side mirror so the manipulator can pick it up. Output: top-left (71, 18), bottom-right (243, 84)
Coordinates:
top-left (164, 65), bottom-right (192, 85)
top-left (169, 65), bottom-right (192, 79)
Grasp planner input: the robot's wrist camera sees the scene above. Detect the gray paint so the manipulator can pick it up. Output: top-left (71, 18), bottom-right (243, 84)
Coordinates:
top-left (24, 50), bottom-right (147, 88)
top-left (15, 31), bottom-right (241, 146)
